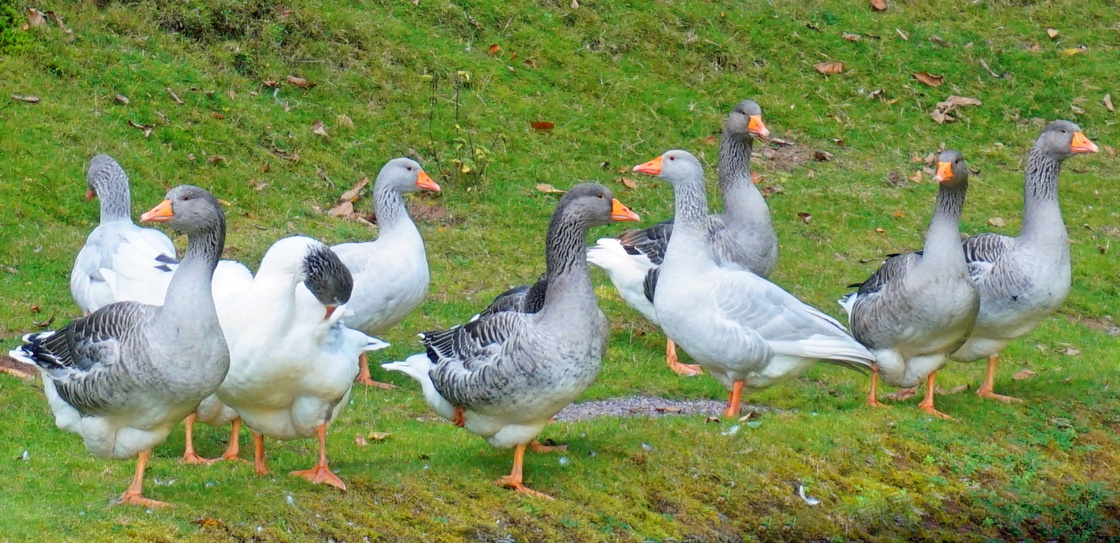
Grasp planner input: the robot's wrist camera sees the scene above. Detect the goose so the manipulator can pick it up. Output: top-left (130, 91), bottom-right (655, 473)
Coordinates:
top-left (10, 186), bottom-right (230, 508)
top-left (69, 154), bottom-right (177, 314)
top-left (587, 100), bottom-right (775, 376)
top-left (634, 150), bottom-right (874, 418)
top-left (215, 236), bottom-right (388, 490)
top-left (383, 183), bottom-right (640, 499)
top-left (331, 157), bottom-right (440, 388)
top-left (838, 150), bottom-right (979, 419)
top-left (949, 121), bottom-right (1098, 401)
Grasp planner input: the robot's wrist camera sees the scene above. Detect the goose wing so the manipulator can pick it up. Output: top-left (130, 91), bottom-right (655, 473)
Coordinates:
top-left (423, 311), bottom-right (529, 406)
top-left (962, 232), bottom-right (1012, 282)
top-left (617, 219), bottom-right (673, 266)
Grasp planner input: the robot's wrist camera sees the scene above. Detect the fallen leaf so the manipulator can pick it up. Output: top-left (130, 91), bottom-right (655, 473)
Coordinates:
top-left (842, 33), bottom-right (861, 42)
top-left (870, 0), bottom-right (886, 10)
top-left (929, 35), bottom-right (948, 46)
top-left (328, 201), bottom-right (355, 218)
top-left (620, 177), bottom-right (638, 189)
top-left (488, 44), bottom-right (500, 54)
top-left (115, 94), bottom-right (129, 105)
top-left (34, 316), bottom-right (54, 328)
top-left (194, 518), bottom-right (224, 527)
top-left (814, 62), bottom-right (844, 75)
top-left (312, 119), bottom-right (328, 138)
top-left (1062, 46), bottom-right (1087, 55)
top-left (896, 28), bottom-right (909, 41)
top-left (912, 72), bottom-right (944, 87)
top-left (339, 177), bottom-right (370, 202)
top-left (930, 95), bottom-right (982, 124)
top-left (272, 149), bottom-right (301, 162)
top-left (737, 411), bottom-right (759, 422)
top-left (909, 170), bottom-right (922, 183)
top-left (1071, 105), bottom-right (1085, 115)
top-left (287, 75), bottom-right (314, 89)
top-left (368, 432), bottom-right (392, 441)
top-left (704, 416), bottom-right (720, 424)
top-left (875, 227), bottom-right (885, 233)
top-left (166, 87), bottom-right (184, 105)
top-left (11, 95), bottom-right (40, 104)
top-left (248, 179), bottom-right (268, 191)
top-left (1012, 369), bottom-right (1038, 380)
top-left (988, 217), bottom-right (1006, 227)
top-left (1104, 94), bottom-right (1114, 113)
top-left (892, 210), bottom-right (904, 219)
top-left (978, 58), bottom-right (1008, 79)
top-left (944, 96), bottom-right (982, 107)
top-left (655, 406), bottom-right (682, 413)
top-left (1060, 347), bottom-right (1081, 356)
top-left (227, 88), bottom-right (237, 100)
top-left (1046, 28), bottom-right (1059, 39)
top-left (337, 114), bottom-right (354, 127)
top-left (760, 185), bottom-right (785, 197)
top-left (797, 212), bottom-right (812, 224)
top-left (355, 435), bottom-right (368, 446)
top-left (208, 156), bottom-right (226, 164)
top-left (750, 171), bottom-right (762, 184)
top-left (263, 80), bottom-right (280, 88)
top-left (704, 135), bottom-right (718, 145)
top-left (536, 183), bottom-right (564, 194)
top-left (530, 121), bottom-right (554, 131)
top-left (127, 119), bottom-right (153, 137)
top-left (25, 8), bottom-right (46, 28)
top-left (1103, 144), bottom-right (1117, 157)
top-left (814, 150), bottom-right (833, 161)
top-left (210, 111), bottom-right (225, 120)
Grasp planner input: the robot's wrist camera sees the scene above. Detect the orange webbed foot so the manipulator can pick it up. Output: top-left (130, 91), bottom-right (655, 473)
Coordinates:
top-left (452, 406), bottom-right (466, 428)
top-left (290, 465), bottom-right (347, 491)
top-left (977, 388), bottom-right (1023, 403)
top-left (179, 451), bottom-right (213, 465)
top-left (529, 440), bottom-right (567, 453)
top-left (494, 476), bottom-right (554, 500)
top-left (116, 492), bottom-right (172, 508)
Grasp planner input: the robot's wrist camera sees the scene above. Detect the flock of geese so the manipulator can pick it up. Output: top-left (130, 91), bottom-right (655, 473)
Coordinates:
top-left (8, 99), bottom-right (1100, 505)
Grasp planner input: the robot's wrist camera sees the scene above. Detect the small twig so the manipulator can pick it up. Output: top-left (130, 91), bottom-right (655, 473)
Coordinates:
top-left (165, 87), bottom-right (184, 105)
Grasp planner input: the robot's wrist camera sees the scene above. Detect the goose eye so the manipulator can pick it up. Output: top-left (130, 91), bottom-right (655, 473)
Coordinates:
top-left (597, 194), bottom-right (604, 199)
top-left (669, 156), bottom-right (675, 161)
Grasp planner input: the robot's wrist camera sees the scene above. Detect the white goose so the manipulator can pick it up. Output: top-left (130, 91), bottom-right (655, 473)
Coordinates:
top-left (215, 236), bottom-right (388, 490)
top-left (587, 100), bottom-right (775, 376)
top-left (11, 186), bottom-right (230, 507)
top-left (636, 150), bottom-right (875, 418)
top-left (331, 157), bottom-right (440, 387)
top-left (384, 183), bottom-right (640, 499)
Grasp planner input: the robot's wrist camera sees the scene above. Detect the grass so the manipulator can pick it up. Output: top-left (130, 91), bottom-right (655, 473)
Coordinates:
top-left (1, 0), bottom-right (1119, 540)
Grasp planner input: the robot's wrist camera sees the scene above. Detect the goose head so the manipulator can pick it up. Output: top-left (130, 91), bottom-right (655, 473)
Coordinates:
top-left (725, 99), bottom-right (769, 141)
top-left (85, 154), bottom-right (128, 201)
top-left (1037, 120), bottom-right (1099, 160)
top-left (375, 157), bottom-right (440, 194)
top-left (633, 149), bottom-right (705, 188)
top-left (933, 149), bottom-right (969, 188)
top-left (557, 183), bottom-right (640, 227)
top-left (139, 185), bottom-right (224, 235)
top-left (256, 237), bottom-right (354, 320)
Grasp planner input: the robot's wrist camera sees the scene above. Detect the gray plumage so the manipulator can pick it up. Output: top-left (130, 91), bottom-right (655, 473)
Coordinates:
top-left (302, 244), bottom-right (353, 308)
top-left (476, 274), bottom-right (548, 318)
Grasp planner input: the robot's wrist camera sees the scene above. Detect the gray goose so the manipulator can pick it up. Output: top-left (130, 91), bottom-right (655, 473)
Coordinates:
top-left (331, 157), bottom-right (440, 388)
top-left (949, 121), bottom-right (1098, 401)
top-left (634, 150), bottom-right (873, 418)
top-left (839, 150), bottom-right (979, 419)
top-left (10, 186), bottom-right (229, 508)
top-left (587, 99), bottom-right (776, 376)
top-left (383, 183), bottom-right (640, 499)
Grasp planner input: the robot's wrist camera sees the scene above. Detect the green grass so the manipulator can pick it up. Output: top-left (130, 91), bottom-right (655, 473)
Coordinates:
top-left (1, 0), bottom-right (1119, 540)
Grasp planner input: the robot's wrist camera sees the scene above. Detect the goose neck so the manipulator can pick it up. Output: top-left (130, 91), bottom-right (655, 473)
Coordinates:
top-left (157, 219), bottom-right (224, 330)
top-left (1020, 147), bottom-right (1066, 243)
top-left (540, 212), bottom-right (595, 314)
top-left (671, 176), bottom-right (710, 232)
top-left (373, 184), bottom-right (411, 232)
top-left (97, 183), bottom-right (133, 224)
top-left (923, 181), bottom-right (967, 258)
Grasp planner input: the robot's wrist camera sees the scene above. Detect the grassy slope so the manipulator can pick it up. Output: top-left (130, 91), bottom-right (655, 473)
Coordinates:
top-left (1, 0), bottom-right (1118, 540)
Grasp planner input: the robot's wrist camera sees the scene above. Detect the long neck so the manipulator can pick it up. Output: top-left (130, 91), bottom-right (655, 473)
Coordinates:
top-left (922, 181), bottom-right (967, 259)
top-left (155, 221), bottom-right (224, 333)
top-left (718, 133), bottom-right (769, 229)
top-left (540, 211), bottom-right (595, 316)
top-left (1020, 146), bottom-right (1066, 244)
top-left (97, 182), bottom-right (132, 224)
top-left (672, 175), bottom-right (711, 233)
top-left (373, 183), bottom-right (412, 234)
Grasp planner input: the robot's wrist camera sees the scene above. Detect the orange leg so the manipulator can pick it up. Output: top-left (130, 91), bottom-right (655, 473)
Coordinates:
top-left (917, 372), bottom-right (954, 420)
top-left (253, 432), bottom-right (270, 476)
top-left (976, 354), bottom-right (1023, 403)
top-left (180, 414), bottom-right (212, 465)
top-left (213, 418), bottom-right (244, 462)
top-left (867, 366), bottom-right (890, 408)
top-left (452, 406), bottom-right (466, 428)
top-left (722, 380), bottom-right (744, 418)
top-left (117, 450), bottom-right (171, 508)
top-left (529, 440), bottom-right (567, 453)
top-left (290, 423), bottom-right (347, 491)
top-left (666, 338), bottom-right (703, 376)
top-left (356, 352), bottom-right (398, 389)
top-left (494, 444), bottom-right (554, 500)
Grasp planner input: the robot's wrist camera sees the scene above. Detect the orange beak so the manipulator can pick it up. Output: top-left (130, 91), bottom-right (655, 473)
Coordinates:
top-left (85, 189), bottom-right (96, 201)
top-left (610, 199), bottom-right (641, 222)
top-left (633, 156), bottom-right (663, 176)
top-left (748, 115), bottom-right (770, 139)
top-left (933, 161), bottom-right (954, 183)
top-left (416, 170), bottom-right (441, 191)
top-left (324, 305), bottom-right (336, 320)
top-left (140, 199), bottom-right (174, 223)
top-left (1071, 132), bottom-right (1099, 154)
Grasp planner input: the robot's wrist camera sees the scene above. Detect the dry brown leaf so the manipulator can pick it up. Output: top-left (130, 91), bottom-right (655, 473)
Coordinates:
top-left (488, 43), bottom-right (500, 54)
top-left (945, 96), bottom-right (982, 107)
top-left (704, 134), bottom-right (718, 145)
top-left (896, 28), bottom-right (909, 41)
top-left (875, 227), bottom-right (886, 233)
top-left (930, 96), bottom-right (982, 124)
top-left (536, 183), bottom-right (564, 194)
top-left (355, 434), bottom-right (368, 446)
top-left (115, 94), bottom-right (129, 105)
top-left (892, 210), bottom-right (905, 219)
top-left (312, 119), bottom-right (328, 138)
top-left (25, 8), bottom-right (46, 28)
top-left (1071, 105), bottom-right (1085, 115)
top-left (287, 75), bottom-right (314, 89)
top-left (912, 72), bottom-right (944, 87)
top-left (208, 156), bottom-right (226, 164)
top-left (127, 119), bottom-right (153, 137)
top-left (620, 177), bottom-right (638, 189)
top-left (248, 179), bottom-right (268, 191)
top-left (909, 170), bottom-right (923, 183)
top-left (704, 416), bottom-right (721, 424)
top-left (870, 0), bottom-right (887, 10)
top-left (1012, 369), bottom-right (1038, 380)
top-left (1104, 94), bottom-right (1114, 113)
top-left (337, 114), bottom-right (354, 128)
top-left (272, 149), bottom-right (301, 162)
top-left (328, 201), bottom-right (355, 218)
top-left (531, 121), bottom-right (554, 131)
top-left (47, 10), bottom-right (71, 33)
top-left (11, 95), bottom-right (40, 104)
top-left (655, 406), bottom-right (682, 413)
top-left (797, 212), bottom-right (812, 224)
top-left (814, 62), bottom-right (844, 75)
top-left (210, 111), bottom-right (224, 120)
top-left (263, 80), bottom-right (280, 88)
top-left (760, 185), bottom-right (784, 197)
top-left (368, 432), bottom-right (392, 441)
top-left (750, 171), bottom-right (763, 184)
top-left (227, 88), bottom-right (237, 100)
top-left (1060, 346), bottom-right (1081, 356)
top-left (339, 177), bottom-right (370, 203)
top-left (842, 33), bottom-right (861, 42)
top-left (194, 517), bottom-right (224, 527)
top-left (988, 217), bottom-right (1006, 227)
top-left (814, 150), bottom-right (833, 161)
top-left (1046, 28), bottom-right (1059, 39)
